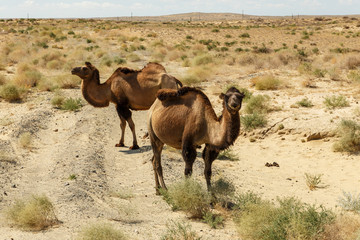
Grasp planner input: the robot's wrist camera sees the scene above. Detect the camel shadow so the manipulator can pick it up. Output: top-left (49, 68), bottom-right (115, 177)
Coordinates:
top-left (118, 145), bottom-right (152, 154)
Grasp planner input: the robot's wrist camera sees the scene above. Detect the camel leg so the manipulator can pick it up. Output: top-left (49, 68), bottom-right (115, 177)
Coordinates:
top-left (116, 105), bottom-right (139, 150)
top-left (182, 140), bottom-right (197, 177)
top-left (202, 144), bottom-right (219, 190)
top-left (115, 115), bottom-right (126, 147)
top-left (149, 129), bottom-right (165, 194)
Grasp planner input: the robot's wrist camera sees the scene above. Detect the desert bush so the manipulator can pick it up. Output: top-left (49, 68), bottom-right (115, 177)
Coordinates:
top-left (244, 94), bottom-right (270, 114)
top-left (37, 78), bottom-right (58, 91)
top-left (161, 220), bottom-right (201, 240)
top-left (234, 196), bottom-right (335, 240)
top-left (344, 55), bottom-right (360, 70)
top-left (321, 214), bottom-right (360, 240)
top-left (348, 70), bottom-right (360, 83)
top-left (218, 148), bottom-right (238, 161)
top-left (305, 173), bottom-right (323, 191)
top-left (60, 97), bottom-right (82, 111)
top-left (324, 95), bottom-right (349, 109)
top-left (0, 73), bottom-right (7, 85)
top-left (313, 68), bottom-right (327, 78)
top-left (338, 191), bottom-right (360, 213)
top-left (193, 54), bottom-right (213, 66)
top-left (333, 119), bottom-right (360, 153)
top-left (251, 74), bottom-right (281, 90)
top-left (0, 84), bottom-right (22, 102)
top-left (54, 74), bottom-right (81, 89)
top-left (50, 93), bottom-right (65, 108)
top-left (127, 53), bottom-right (141, 62)
top-left (211, 177), bottom-right (236, 207)
top-left (241, 113), bottom-right (267, 130)
top-left (6, 194), bottom-right (58, 230)
top-left (202, 212), bottom-right (224, 229)
top-left (182, 66), bottom-right (211, 86)
top-left (239, 33), bottom-right (250, 38)
top-left (78, 223), bottom-right (127, 240)
top-left (296, 98), bottom-right (314, 108)
top-left (161, 177), bottom-right (211, 218)
top-left (13, 68), bottom-right (43, 88)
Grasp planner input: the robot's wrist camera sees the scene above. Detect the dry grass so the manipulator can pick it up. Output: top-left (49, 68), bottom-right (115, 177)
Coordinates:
top-left (333, 119), bottom-right (360, 153)
top-left (321, 213), bottom-right (360, 240)
top-left (77, 223), bottom-right (127, 240)
top-left (251, 74), bottom-right (282, 90)
top-left (6, 194), bottom-right (58, 230)
top-left (19, 132), bottom-right (33, 149)
top-left (161, 220), bottom-right (201, 240)
top-left (0, 84), bottom-right (22, 102)
top-left (305, 173), bottom-right (323, 191)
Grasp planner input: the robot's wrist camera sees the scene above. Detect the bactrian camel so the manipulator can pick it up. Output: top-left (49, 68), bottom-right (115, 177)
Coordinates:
top-left (71, 62), bottom-right (182, 149)
top-left (148, 86), bottom-right (244, 193)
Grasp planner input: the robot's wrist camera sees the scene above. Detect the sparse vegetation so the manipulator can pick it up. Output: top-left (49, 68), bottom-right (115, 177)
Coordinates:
top-left (324, 95), bottom-right (350, 109)
top-left (234, 194), bottom-right (335, 240)
top-left (78, 223), bottom-right (127, 240)
top-left (161, 220), bottom-right (201, 240)
top-left (296, 97), bottom-right (314, 108)
top-left (241, 113), bottom-right (267, 130)
top-left (218, 148), bottom-right (238, 161)
top-left (244, 94), bottom-right (270, 114)
top-left (305, 173), bottom-right (323, 191)
top-left (251, 74), bottom-right (281, 90)
top-left (6, 194), bottom-right (58, 230)
top-left (19, 132), bottom-right (32, 149)
top-left (333, 119), bottom-right (360, 153)
top-left (0, 84), bottom-right (22, 102)
top-left (338, 191), bottom-right (360, 213)
top-left (160, 177), bottom-right (211, 218)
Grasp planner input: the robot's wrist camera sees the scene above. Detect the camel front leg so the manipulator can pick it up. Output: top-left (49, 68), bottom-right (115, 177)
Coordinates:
top-left (182, 139), bottom-right (197, 177)
top-left (127, 117), bottom-right (139, 150)
top-left (202, 145), bottom-right (219, 190)
top-left (115, 115), bottom-right (126, 147)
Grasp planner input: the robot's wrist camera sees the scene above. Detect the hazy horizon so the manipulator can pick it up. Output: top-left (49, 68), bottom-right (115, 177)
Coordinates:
top-left (0, 0), bottom-right (359, 19)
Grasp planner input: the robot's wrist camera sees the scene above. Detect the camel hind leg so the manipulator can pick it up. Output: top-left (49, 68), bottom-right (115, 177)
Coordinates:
top-left (149, 120), bottom-right (166, 194)
top-left (116, 104), bottom-right (139, 150)
top-left (182, 137), bottom-right (197, 177)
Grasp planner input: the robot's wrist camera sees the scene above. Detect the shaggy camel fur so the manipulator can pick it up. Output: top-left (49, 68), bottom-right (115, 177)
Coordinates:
top-left (71, 62), bottom-right (182, 149)
top-left (148, 86), bottom-right (244, 193)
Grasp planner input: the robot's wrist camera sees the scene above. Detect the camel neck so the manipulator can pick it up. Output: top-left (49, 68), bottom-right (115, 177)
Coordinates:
top-left (208, 108), bottom-right (240, 150)
top-left (81, 76), bottom-right (111, 107)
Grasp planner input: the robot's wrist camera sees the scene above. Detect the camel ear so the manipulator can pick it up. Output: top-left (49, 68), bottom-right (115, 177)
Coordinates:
top-left (85, 62), bottom-right (92, 68)
top-left (219, 93), bottom-right (225, 99)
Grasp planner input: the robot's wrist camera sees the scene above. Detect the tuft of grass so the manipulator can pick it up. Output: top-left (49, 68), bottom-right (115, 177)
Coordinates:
top-left (338, 191), bottom-right (360, 213)
top-left (6, 194), bottom-right (58, 230)
top-left (234, 196), bottom-right (335, 240)
top-left (324, 95), bottom-right (349, 109)
top-left (296, 98), bottom-right (314, 108)
top-left (161, 220), bottom-right (201, 240)
top-left (244, 94), bottom-right (270, 114)
top-left (51, 94), bottom-right (65, 109)
top-left (55, 75), bottom-right (81, 89)
top-left (0, 73), bottom-right (7, 85)
top-left (217, 148), bottom-right (238, 161)
top-left (202, 212), bottom-right (224, 229)
top-left (19, 132), bottom-right (32, 149)
top-left (109, 188), bottom-right (134, 200)
top-left (0, 84), bottom-right (22, 102)
top-left (251, 75), bottom-right (281, 90)
top-left (78, 223), bottom-right (127, 240)
top-left (192, 54), bottom-right (213, 66)
top-left (321, 214), bottom-right (360, 240)
top-left (241, 113), bottom-right (267, 131)
top-left (13, 69), bottom-right (43, 88)
top-left (69, 174), bottom-right (77, 180)
top-left (333, 119), bottom-right (360, 153)
top-left (305, 173), bottom-right (323, 191)
top-left (60, 98), bottom-right (82, 111)
top-left (182, 66), bottom-right (211, 86)
top-left (161, 177), bottom-right (211, 218)
top-left (211, 177), bottom-right (236, 207)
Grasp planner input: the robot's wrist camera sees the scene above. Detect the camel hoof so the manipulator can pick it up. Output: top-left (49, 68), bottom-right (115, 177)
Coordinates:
top-left (129, 144), bottom-right (140, 150)
top-left (115, 143), bottom-right (125, 147)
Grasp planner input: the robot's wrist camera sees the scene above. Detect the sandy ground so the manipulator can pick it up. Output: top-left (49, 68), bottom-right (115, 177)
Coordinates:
top-left (0, 69), bottom-right (360, 239)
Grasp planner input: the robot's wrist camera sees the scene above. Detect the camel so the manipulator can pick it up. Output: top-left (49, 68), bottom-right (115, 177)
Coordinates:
top-left (71, 62), bottom-right (182, 149)
top-left (148, 86), bottom-right (244, 194)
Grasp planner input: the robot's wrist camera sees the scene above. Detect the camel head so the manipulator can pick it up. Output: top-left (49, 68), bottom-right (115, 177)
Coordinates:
top-left (71, 62), bottom-right (99, 81)
top-left (220, 87), bottom-right (245, 114)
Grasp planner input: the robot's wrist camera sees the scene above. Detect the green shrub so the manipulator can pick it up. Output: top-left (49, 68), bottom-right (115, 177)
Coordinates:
top-left (193, 54), bottom-right (213, 66)
top-left (162, 177), bottom-right (211, 218)
top-left (296, 98), bottom-right (314, 108)
top-left (51, 94), bottom-right (65, 108)
top-left (251, 75), bottom-right (281, 90)
top-left (202, 212), bottom-right (224, 229)
top-left (161, 220), bottom-right (201, 240)
top-left (333, 119), bottom-right (360, 153)
top-left (244, 94), bottom-right (270, 114)
top-left (217, 148), bottom-right (238, 161)
top-left (78, 223), bottom-right (127, 240)
top-left (6, 194), bottom-right (58, 230)
top-left (324, 95), bottom-right (349, 109)
top-left (240, 33), bottom-right (250, 38)
top-left (305, 173), bottom-right (323, 191)
top-left (234, 196), bottom-right (335, 240)
top-left (338, 191), bottom-right (360, 213)
top-left (348, 70), bottom-right (360, 83)
top-left (60, 98), bottom-right (82, 111)
top-left (0, 84), bottom-right (22, 102)
top-left (241, 113), bottom-right (267, 130)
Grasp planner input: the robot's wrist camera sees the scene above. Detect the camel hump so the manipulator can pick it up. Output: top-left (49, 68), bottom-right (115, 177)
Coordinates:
top-left (115, 67), bottom-right (138, 75)
top-left (156, 87), bottom-right (201, 101)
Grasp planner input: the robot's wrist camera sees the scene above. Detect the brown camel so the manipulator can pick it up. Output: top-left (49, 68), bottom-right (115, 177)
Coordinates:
top-left (148, 86), bottom-right (244, 193)
top-left (71, 62), bottom-right (182, 149)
